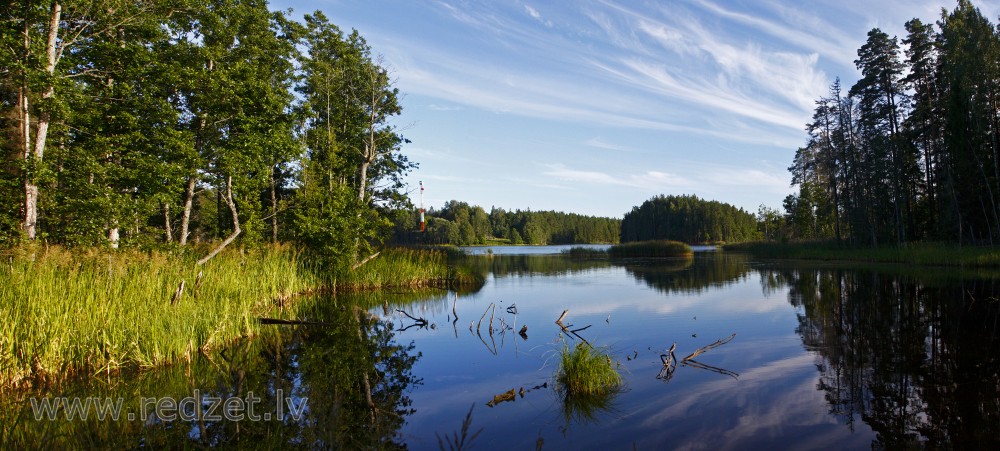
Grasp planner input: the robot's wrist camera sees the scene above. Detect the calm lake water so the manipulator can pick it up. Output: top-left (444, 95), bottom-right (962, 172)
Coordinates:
top-left (5, 247), bottom-right (1000, 449)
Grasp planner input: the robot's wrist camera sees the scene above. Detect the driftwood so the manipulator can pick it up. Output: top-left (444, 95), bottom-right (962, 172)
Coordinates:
top-left (684, 332), bottom-right (736, 362)
top-left (486, 383), bottom-right (548, 408)
top-left (476, 303), bottom-right (494, 334)
top-left (554, 310), bottom-right (592, 347)
top-left (657, 342), bottom-right (678, 381)
top-left (486, 388), bottom-right (516, 407)
top-left (682, 333), bottom-right (736, 362)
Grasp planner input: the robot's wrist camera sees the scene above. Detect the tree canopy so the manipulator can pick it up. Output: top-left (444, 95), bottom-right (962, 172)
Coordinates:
top-left (1, 2), bottom-right (412, 269)
top-left (784, 1), bottom-right (1000, 246)
top-left (620, 194), bottom-right (760, 244)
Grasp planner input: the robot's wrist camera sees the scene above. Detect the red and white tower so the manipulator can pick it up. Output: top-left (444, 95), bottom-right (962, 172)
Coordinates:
top-left (419, 181), bottom-right (426, 232)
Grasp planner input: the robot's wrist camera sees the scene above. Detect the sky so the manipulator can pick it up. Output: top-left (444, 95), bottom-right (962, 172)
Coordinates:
top-left (273, 0), bottom-right (1000, 219)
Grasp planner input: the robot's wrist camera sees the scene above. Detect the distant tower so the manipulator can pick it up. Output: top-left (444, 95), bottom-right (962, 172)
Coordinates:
top-left (419, 181), bottom-right (426, 232)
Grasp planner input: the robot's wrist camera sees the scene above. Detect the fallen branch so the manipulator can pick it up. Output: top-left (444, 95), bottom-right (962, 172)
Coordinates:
top-left (682, 333), bottom-right (736, 362)
top-left (476, 303), bottom-right (494, 334)
top-left (555, 309), bottom-right (569, 324)
top-left (351, 251), bottom-right (382, 271)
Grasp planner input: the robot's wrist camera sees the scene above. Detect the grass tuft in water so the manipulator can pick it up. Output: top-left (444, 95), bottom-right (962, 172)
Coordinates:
top-left (555, 343), bottom-right (623, 396)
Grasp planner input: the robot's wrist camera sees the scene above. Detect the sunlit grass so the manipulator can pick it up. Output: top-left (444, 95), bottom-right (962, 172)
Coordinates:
top-left (336, 247), bottom-right (480, 290)
top-left (555, 343), bottom-right (623, 396)
top-left (0, 244), bottom-right (318, 389)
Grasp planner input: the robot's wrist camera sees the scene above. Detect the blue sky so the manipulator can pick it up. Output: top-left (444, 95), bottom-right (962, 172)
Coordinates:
top-left (273, 0), bottom-right (1000, 218)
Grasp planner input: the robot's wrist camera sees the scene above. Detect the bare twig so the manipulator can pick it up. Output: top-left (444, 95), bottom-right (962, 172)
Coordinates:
top-left (682, 333), bottom-right (736, 362)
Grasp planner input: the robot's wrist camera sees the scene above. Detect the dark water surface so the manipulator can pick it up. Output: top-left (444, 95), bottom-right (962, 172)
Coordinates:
top-left (4, 248), bottom-right (1000, 449)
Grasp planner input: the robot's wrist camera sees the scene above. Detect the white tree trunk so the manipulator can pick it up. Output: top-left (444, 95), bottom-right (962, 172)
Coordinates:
top-left (197, 176), bottom-right (241, 266)
top-left (179, 176), bottom-right (197, 245)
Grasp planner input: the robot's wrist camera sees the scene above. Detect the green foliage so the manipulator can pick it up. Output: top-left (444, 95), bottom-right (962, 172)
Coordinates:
top-left (555, 344), bottom-right (623, 397)
top-left (400, 201), bottom-right (620, 246)
top-left (0, 244), bottom-right (320, 389)
top-left (621, 194), bottom-right (760, 244)
top-left (608, 240), bottom-right (693, 258)
top-left (789, 2), bottom-right (1000, 246)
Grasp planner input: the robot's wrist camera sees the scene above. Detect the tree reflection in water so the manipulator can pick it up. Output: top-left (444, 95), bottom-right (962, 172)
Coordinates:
top-left (0, 295), bottom-right (422, 449)
top-left (763, 266), bottom-right (1000, 449)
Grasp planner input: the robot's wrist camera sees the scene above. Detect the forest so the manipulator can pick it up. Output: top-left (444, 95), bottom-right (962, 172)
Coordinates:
top-left (0, 0), bottom-right (411, 270)
top-left (784, 0), bottom-right (1000, 246)
top-left (621, 194), bottom-right (760, 244)
top-left (396, 200), bottom-right (621, 246)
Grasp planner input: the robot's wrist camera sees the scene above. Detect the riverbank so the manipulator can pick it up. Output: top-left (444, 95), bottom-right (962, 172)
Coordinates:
top-left (723, 240), bottom-right (1000, 267)
top-left (0, 244), bottom-right (463, 390)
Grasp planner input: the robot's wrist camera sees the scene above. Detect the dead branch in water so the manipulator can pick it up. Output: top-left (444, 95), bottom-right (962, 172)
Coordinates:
top-left (683, 359), bottom-right (739, 379)
top-left (555, 309), bottom-right (569, 324)
top-left (682, 333), bottom-right (736, 362)
top-left (657, 342), bottom-right (678, 381)
top-left (476, 303), bottom-right (494, 334)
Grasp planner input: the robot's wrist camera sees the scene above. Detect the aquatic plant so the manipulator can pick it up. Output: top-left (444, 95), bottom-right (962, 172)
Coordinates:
top-left (555, 343), bottom-right (623, 396)
top-left (608, 240), bottom-right (693, 258)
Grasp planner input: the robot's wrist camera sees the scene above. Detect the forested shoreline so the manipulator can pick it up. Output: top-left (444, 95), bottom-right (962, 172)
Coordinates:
top-left (396, 200), bottom-right (621, 246)
top-left (1, 1), bottom-right (413, 271)
top-left (782, 0), bottom-right (1000, 247)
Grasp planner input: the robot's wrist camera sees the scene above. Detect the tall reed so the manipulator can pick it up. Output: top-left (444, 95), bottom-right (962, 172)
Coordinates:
top-left (0, 244), bottom-right (319, 389)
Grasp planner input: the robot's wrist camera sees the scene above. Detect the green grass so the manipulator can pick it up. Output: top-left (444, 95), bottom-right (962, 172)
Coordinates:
top-left (0, 243), bottom-right (321, 390)
top-left (555, 343), bottom-right (623, 396)
top-left (0, 244), bottom-right (464, 390)
top-left (723, 240), bottom-right (1000, 267)
top-left (607, 240), bottom-right (693, 258)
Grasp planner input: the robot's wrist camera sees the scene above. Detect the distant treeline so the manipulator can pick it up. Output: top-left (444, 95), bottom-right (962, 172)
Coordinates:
top-left (620, 195), bottom-right (760, 244)
top-left (394, 200), bottom-right (621, 245)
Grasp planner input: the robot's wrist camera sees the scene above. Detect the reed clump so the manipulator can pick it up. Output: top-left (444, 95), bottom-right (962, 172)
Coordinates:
top-left (608, 240), bottom-right (693, 258)
top-left (555, 343), bottom-right (623, 397)
top-left (0, 244), bottom-right (320, 389)
top-left (337, 247), bottom-right (451, 290)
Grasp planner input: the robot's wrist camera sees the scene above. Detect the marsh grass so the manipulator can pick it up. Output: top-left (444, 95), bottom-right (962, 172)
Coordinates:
top-left (0, 243), bottom-right (322, 390)
top-left (723, 240), bottom-right (1000, 267)
top-left (336, 247), bottom-right (483, 291)
top-left (608, 240), bottom-right (693, 258)
top-left (0, 244), bottom-right (471, 389)
top-left (555, 344), bottom-right (623, 396)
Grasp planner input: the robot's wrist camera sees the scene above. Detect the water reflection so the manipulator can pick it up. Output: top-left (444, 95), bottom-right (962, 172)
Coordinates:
top-left (8, 252), bottom-right (1000, 448)
top-left (1, 297), bottom-right (422, 449)
top-left (764, 265), bottom-right (1000, 449)
top-left (622, 253), bottom-right (750, 295)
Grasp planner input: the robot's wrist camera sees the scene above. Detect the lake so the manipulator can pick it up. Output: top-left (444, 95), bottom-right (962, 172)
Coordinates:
top-left (5, 246), bottom-right (1000, 449)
